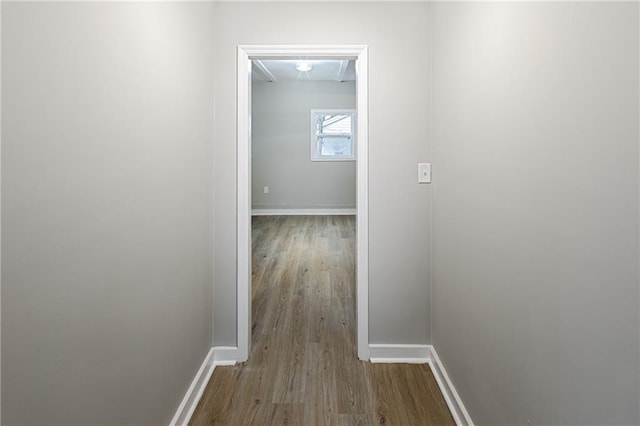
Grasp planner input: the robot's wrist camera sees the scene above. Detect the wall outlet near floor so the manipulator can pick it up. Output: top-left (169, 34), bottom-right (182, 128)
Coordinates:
top-left (263, 186), bottom-right (269, 194)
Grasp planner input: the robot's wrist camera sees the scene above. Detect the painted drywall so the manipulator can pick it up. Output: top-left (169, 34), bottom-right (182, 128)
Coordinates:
top-left (431, 2), bottom-right (640, 424)
top-left (1, 3), bottom-right (214, 424)
top-left (214, 2), bottom-right (431, 346)
top-left (252, 80), bottom-right (356, 211)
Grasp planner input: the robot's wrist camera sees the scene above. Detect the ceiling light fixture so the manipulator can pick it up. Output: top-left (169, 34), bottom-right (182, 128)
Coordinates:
top-left (295, 61), bottom-right (312, 72)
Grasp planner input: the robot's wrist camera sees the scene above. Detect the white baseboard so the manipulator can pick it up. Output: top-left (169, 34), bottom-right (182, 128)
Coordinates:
top-left (369, 344), bottom-right (430, 363)
top-left (170, 347), bottom-right (238, 426)
top-left (368, 344), bottom-right (473, 426)
top-left (212, 346), bottom-right (241, 366)
top-left (170, 348), bottom-right (216, 426)
top-left (426, 346), bottom-right (474, 426)
top-left (251, 208), bottom-right (356, 216)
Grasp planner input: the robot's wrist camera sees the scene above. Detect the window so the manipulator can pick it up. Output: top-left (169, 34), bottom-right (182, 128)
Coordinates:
top-left (311, 109), bottom-right (356, 161)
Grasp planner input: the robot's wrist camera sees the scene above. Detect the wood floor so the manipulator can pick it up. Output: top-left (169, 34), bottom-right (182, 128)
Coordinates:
top-left (190, 215), bottom-right (454, 426)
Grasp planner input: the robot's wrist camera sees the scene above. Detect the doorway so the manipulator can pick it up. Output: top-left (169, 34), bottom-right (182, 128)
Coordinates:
top-left (236, 46), bottom-right (369, 361)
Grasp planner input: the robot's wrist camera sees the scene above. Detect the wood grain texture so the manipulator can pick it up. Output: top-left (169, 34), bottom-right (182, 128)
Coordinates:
top-left (190, 216), bottom-right (454, 426)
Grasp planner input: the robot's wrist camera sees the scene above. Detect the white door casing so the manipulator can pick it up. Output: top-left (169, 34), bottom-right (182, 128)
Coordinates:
top-left (236, 45), bottom-right (369, 361)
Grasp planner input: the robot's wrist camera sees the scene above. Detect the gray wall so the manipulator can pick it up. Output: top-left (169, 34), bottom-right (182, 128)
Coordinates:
top-left (252, 80), bottom-right (356, 211)
top-left (1, 3), bottom-right (214, 424)
top-left (214, 2), bottom-right (431, 346)
top-left (430, 2), bottom-right (640, 424)
top-left (2, 1), bottom-right (638, 424)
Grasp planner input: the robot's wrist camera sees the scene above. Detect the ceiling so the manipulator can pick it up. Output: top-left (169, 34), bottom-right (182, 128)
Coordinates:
top-left (252, 59), bottom-right (356, 82)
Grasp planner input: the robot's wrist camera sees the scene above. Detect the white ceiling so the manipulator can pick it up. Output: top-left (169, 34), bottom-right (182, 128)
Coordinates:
top-left (252, 59), bottom-right (356, 82)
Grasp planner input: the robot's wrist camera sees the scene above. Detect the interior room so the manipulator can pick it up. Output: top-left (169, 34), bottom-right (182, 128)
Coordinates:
top-left (251, 59), bottom-right (357, 214)
top-left (1, 1), bottom-right (638, 425)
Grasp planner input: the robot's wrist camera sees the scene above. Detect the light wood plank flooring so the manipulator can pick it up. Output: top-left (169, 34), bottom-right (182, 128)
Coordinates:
top-left (190, 215), bottom-right (454, 425)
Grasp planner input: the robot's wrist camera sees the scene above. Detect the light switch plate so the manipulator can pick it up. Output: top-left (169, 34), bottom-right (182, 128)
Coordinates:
top-left (418, 163), bottom-right (431, 184)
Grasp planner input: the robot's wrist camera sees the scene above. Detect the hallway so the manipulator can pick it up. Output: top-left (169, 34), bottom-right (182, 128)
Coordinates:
top-left (190, 216), bottom-right (454, 425)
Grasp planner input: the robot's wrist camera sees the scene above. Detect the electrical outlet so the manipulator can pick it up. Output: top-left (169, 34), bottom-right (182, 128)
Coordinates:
top-left (263, 186), bottom-right (269, 194)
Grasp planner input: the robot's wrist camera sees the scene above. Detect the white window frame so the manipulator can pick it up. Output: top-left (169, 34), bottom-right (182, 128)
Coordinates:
top-left (310, 109), bottom-right (356, 162)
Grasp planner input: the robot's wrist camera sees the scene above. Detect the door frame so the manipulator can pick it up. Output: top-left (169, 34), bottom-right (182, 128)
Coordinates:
top-left (236, 45), bottom-right (369, 361)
